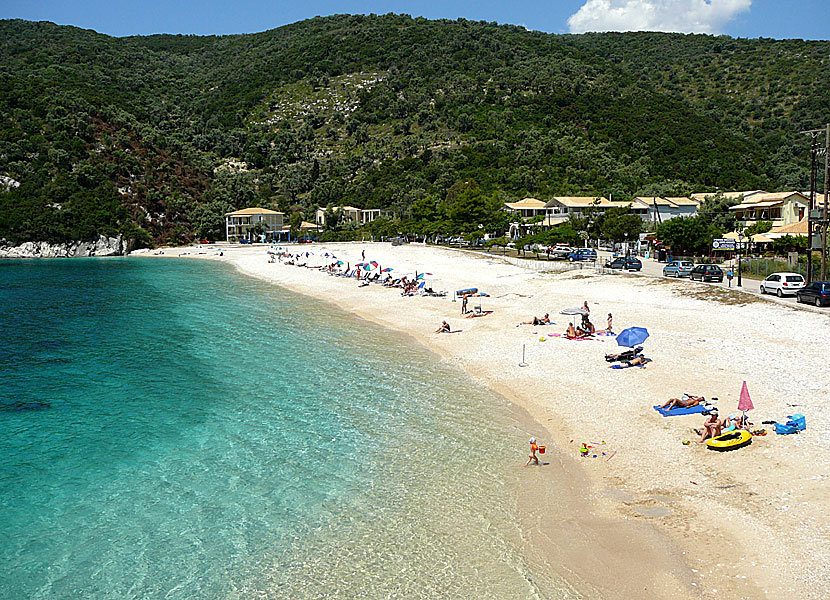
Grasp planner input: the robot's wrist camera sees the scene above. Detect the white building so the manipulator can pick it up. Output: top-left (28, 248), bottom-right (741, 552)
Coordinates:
top-left (631, 196), bottom-right (699, 222)
top-left (225, 208), bottom-right (284, 242)
top-left (728, 191), bottom-right (809, 227)
top-left (315, 206), bottom-right (392, 227)
top-left (544, 197), bottom-right (648, 219)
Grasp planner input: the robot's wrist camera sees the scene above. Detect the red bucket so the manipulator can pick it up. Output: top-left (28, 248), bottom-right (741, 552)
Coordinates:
top-left (538, 446), bottom-right (546, 454)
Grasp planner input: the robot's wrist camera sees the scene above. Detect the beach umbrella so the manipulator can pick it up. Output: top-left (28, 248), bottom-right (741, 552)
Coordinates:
top-left (560, 307), bottom-right (588, 316)
top-left (738, 381), bottom-right (754, 412)
top-left (737, 381), bottom-right (754, 425)
top-left (616, 327), bottom-right (649, 348)
top-left (382, 267), bottom-right (394, 272)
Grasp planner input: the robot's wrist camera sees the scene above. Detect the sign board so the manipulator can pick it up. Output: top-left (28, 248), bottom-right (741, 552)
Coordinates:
top-left (712, 238), bottom-right (736, 250)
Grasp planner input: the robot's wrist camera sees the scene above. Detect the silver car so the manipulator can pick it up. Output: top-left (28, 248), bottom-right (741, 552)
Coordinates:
top-left (662, 260), bottom-right (694, 277)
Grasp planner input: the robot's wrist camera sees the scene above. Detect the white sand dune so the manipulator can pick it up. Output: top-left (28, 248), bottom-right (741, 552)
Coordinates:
top-left (139, 242), bottom-right (830, 600)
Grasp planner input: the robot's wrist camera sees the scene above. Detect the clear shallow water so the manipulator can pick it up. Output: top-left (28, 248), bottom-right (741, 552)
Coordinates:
top-left (0, 258), bottom-right (574, 599)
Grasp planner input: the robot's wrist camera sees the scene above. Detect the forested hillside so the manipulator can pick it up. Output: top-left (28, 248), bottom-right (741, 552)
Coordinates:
top-left (0, 15), bottom-right (827, 245)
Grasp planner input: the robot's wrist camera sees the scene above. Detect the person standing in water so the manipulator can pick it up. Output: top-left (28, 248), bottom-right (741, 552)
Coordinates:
top-left (525, 437), bottom-right (540, 466)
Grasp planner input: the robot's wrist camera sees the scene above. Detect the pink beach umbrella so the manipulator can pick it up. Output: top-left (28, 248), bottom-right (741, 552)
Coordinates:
top-left (738, 381), bottom-right (754, 426)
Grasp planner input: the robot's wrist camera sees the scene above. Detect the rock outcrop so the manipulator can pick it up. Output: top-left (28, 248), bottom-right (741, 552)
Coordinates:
top-left (0, 235), bottom-right (128, 258)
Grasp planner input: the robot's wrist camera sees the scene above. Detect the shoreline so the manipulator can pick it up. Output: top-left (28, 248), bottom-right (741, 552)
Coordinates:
top-left (135, 242), bottom-right (830, 600)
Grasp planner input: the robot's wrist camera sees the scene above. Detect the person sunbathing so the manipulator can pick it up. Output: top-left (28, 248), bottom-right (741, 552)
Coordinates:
top-left (696, 410), bottom-right (722, 443)
top-left (605, 347), bottom-right (642, 362)
top-left (623, 355), bottom-right (650, 367)
top-left (660, 394), bottom-right (704, 410)
top-left (722, 414), bottom-right (753, 432)
top-left (566, 323), bottom-right (577, 338)
top-left (435, 321), bottom-right (452, 334)
top-left (521, 313), bottom-right (550, 326)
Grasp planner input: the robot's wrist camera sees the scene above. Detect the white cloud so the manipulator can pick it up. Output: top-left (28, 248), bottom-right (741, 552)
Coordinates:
top-left (567, 0), bottom-right (751, 34)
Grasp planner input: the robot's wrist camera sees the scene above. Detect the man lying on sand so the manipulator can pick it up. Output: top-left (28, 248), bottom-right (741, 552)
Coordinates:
top-left (520, 314), bottom-right (550, 326)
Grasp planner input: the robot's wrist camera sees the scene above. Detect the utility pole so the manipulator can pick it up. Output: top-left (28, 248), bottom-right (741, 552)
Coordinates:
top-left (823, 123), bottom-right (829, 281)
top-left (802, 129), bottom-right (822, 283)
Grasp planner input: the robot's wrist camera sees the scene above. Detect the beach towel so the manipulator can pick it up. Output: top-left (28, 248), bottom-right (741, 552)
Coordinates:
top-left (652, 404), bottom-right (707, 417)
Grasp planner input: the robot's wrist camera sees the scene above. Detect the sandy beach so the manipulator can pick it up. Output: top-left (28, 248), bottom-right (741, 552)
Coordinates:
top-left (137, 242), bottom-right (830, 599)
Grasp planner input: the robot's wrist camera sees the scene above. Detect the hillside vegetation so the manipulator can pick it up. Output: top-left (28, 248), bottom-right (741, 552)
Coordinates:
top-left (0, 15), bottom-right (827, 245)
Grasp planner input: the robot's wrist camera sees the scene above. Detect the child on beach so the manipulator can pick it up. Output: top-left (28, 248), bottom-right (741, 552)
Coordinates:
top-left (525, 437), bottom-right (540, 466)
top-left (606, 313), bottom-right (613, 333)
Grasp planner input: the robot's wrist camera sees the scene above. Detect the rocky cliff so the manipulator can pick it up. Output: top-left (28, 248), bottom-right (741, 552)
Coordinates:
top-left (0, 235), bottom-right (129, 258)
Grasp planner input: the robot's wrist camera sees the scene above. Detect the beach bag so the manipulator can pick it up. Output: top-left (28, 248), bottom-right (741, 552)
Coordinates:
top-left (789, 414), bottom-right (806, 431)
top-left (774, 422), bottom-right (798, 435)
top-left (774, 414), bottom-right (805, 435)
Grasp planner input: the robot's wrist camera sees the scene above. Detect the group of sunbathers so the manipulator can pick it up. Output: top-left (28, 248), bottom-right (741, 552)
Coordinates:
top-left (656, 394), bottom-right (753, 442)
top-left (694, 409), bottom-right (753, 443)
top-left (565, 315), bottom-right (596, 338)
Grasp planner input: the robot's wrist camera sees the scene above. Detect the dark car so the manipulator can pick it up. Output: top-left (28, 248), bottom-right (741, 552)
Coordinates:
top-left (605, 257), bottom-right (642, 271)
top-left (689, 264), bottom-right (724, 283)
top-left (239, 238), bottom-right (252, 244)
top-left (567, 248), bottom-right (598, 262)
top-left (795, 281), bottom-right (830, 307)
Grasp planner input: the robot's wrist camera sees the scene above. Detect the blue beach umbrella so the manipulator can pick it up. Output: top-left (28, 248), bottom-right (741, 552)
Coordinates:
top-left (616, 327), bottom-right (649, 348)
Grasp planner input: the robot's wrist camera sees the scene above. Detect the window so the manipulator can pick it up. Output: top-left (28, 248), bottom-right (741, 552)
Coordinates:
top-left (786, 276), bottom-right (803, 282)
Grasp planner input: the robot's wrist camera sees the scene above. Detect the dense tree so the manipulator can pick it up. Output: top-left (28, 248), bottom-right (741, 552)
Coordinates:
top-left (656, 216), bottom-right (721, 255)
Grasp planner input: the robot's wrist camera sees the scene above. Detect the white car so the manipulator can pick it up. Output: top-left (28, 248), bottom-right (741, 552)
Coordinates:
top-left (759, 272), bottom-right (805, 297)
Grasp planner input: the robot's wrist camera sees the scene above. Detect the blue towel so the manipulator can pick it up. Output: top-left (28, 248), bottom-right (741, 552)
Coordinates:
top-left (652, 404), bottom-right (707, 417)
top-left (611, 362), bottom-right (647, 369)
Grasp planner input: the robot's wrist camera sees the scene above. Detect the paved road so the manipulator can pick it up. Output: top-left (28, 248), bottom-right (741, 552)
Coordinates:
top-left (596, 252), bottom-right (829, 314)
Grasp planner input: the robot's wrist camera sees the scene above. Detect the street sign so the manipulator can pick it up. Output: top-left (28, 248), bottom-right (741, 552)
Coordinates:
top-left (712, 238), bottom-right (736, 250)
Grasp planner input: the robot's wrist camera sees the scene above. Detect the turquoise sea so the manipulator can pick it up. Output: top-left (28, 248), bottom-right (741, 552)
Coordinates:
top-left (0, 258), bottom-right (574, 599)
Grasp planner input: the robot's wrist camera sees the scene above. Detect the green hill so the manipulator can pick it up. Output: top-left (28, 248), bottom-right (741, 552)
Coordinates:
top-left (0, 15), bottom-right (827, 245)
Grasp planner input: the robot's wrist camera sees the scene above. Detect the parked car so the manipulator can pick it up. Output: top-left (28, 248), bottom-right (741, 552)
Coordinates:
top-left (795, 281), bottom-right (830, 307)
top-left (689, 264), bottom-right (724, 282)
top-left (567, 248), bottom-right (598, 262)
top-left (759, 272), bottom-right (805, 297)
top-left (239, 238), bottom-right (252, 244)
top-left (662, 260), bottom-right (694, 278)
top-left (199, 238), bottom-right (213, 245)
top-left (605, 257), bottom-right (642, 271)
top-left (549, 244), bottom-right (574, 258)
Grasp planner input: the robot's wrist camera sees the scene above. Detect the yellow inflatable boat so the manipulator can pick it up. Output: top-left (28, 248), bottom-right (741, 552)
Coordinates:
top-left (706, 430), bottom-right (752, 451)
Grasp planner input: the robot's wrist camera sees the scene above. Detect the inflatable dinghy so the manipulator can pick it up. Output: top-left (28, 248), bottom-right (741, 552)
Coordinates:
top-left (706, 430), bottom-right (752, 451)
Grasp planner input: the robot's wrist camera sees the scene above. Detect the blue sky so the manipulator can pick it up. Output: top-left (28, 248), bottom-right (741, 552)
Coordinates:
top-left (1, 0), bottom-right (827, 39)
